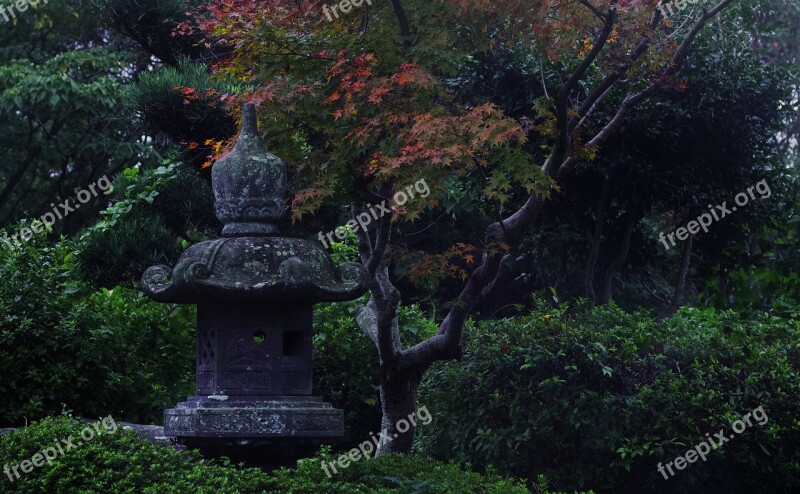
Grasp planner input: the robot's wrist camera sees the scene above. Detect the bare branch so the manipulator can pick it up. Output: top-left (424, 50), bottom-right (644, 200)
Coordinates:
top-left (672, 0), bottom-right (737, 67)
top-left (367, 207), bottom-right (393, 274)
top-left (352, 199), bottom-right (401, 363)
top-left (576, 0), bottom-right (607, 21)
top-left (556, 1), bottom-right (618, 102)
top-left (560, 0), bottom-right (737, 177)
top-left (546, 2), bottom-right (618, 176)
top-left (401, 195), bottom-right (545, 369)
top-left (389, 0), bottom-right (411, 39)
top-left (353, 202), bottom-right (374, 265)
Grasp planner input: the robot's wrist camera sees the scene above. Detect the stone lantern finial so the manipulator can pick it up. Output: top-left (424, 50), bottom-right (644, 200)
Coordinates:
top-left (212, 102), bottom-right (288, 237)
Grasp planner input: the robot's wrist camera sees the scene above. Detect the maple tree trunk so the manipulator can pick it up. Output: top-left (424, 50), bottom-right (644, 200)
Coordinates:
top-left (355, 292), bottom-right (427, 455)
top-left (375, 367), bottom-right (421, 454)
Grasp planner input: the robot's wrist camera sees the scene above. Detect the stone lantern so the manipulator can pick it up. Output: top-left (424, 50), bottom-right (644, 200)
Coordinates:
top-left (141, 103), bottom-right (368, 464)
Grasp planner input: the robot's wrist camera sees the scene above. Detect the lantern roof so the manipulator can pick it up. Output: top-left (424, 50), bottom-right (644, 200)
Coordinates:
top-left (142, 103), bottom-right (368, 303)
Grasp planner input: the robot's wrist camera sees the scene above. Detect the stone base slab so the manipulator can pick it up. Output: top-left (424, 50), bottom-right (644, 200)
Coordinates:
top-left (164, 395), bottom-right (343, 439)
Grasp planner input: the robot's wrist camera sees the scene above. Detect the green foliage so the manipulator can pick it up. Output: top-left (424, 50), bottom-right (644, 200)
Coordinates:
top-left (0, 415), bottom-right (270, 494)
top-left (698, 173), bottom-right (800, 313)
top-left (314, 298), bottom-right (381, 449)
top-left (77, 160), bottom-right (218, 287)
top-left (0, 235), bottom-right (195, 426)
top-left (314, 297), bottom-right (437, 450)
top-left (93, 0), bottom-right (215, 67)
top-left (289, 446), bottom-right (539, 494)
top-left (328, 232), bottom-right (361, 264)
top-left (96, 164), bottom-right (180, 229)
top-left (417, 301), bottom-right (800, 493)
top-left (133, 59), bottom-right (241, 136)
top-left (0, 0), bottom-right (105, 65)
top-left (0, 47), bottom-right (157, 234)
top-left (0, 416), bottom-right (570, 494)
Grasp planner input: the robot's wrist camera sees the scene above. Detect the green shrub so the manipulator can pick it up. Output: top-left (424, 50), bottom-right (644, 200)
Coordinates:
top-left (314, 299), bottom-right (382, 450)
top-left (0, 415), bottom-right (270, 494)
top-left (284, 446), bottom-right (536, 494)
top-left (0, 235), bottom-right (195, 426)
top-left (0, 415), bottom-right (577, 494)
top-left (417, 301), bottom-right (800, 493)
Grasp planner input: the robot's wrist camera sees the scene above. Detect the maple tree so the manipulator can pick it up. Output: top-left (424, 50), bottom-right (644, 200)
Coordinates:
top-left (171, 0), bottom-right (740, 453)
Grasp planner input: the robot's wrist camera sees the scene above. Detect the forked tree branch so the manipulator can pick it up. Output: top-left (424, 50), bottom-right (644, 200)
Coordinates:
top-left (398, 0), bottom-right (737, 373)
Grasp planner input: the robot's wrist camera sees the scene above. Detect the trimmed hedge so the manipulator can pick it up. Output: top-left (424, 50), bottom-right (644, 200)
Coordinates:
top-left (0, 415), bottom-right (580, 494)
top-left (417, 302), bottom-right (800, 493)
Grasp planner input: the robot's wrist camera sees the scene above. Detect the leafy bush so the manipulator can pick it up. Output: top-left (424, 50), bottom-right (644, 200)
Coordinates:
top-left (314, 298), bottom-right (382, 450)
top-left (0, 415), bottom-right (269, 494)
top-left (0, 415), bottom-right (577, 494)
top-left (417, 301), bottom-right (800, 493)
top-left (0, 234), bottom-right (195, 426)
top-left (284, 446), bottom-right (537, 494)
